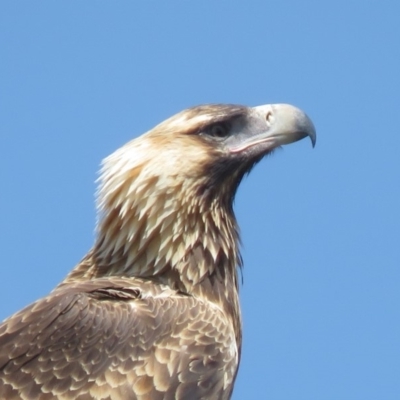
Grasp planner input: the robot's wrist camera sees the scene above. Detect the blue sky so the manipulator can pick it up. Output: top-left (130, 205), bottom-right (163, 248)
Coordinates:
top-left (1, 2), bottom-right (399, 399)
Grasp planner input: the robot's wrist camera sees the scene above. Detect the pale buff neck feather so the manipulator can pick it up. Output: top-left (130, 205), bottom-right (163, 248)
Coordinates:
top-left (63, 134), bottom-right (242, 323)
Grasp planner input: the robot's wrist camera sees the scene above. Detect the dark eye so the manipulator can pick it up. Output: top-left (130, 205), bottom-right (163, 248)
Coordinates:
top-left (205, 123), bottom-right (230, 139)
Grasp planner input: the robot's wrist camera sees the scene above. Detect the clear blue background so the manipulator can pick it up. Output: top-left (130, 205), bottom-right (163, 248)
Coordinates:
top-left (1, 2), bottom-right (399, 399)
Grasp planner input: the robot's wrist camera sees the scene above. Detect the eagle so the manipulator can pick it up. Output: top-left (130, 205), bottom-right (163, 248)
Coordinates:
top-left (0, 103), bottom-right (315, 399)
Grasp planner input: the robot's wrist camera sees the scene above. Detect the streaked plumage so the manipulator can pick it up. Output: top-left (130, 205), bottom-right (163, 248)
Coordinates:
top-left (0, 103), bottom-right (315, 399)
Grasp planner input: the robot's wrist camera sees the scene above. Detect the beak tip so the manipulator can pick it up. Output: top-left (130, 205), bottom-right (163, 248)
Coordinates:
top-left (309, 126), bottom-right (317, 148)
top-left (297, 110), bottom-right (316, 149)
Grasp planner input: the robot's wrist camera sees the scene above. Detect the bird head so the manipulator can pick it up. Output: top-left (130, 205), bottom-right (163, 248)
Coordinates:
top-left (99, 103), bottom-right (315, 214)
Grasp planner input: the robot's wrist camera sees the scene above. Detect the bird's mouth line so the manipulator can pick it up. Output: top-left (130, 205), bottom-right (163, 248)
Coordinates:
top-left (229, 137), bottom-right (277, 154)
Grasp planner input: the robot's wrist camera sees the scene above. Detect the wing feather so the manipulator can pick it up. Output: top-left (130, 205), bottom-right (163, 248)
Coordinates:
top-left (0, 278), bottom-right (237, 399)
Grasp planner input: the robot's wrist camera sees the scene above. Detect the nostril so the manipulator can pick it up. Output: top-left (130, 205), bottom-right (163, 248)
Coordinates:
top-left (265, 111), bottom-right (273, 126)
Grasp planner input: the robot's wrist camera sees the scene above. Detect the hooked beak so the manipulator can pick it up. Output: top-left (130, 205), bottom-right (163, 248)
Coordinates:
top-left (228, 103), bottom-right (316, 154)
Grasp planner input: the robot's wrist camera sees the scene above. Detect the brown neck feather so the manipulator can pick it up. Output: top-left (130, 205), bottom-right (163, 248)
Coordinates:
top-left (61, 133), bottom-right (243, 334)
top-left (62, 178), bottom-right (242, 331)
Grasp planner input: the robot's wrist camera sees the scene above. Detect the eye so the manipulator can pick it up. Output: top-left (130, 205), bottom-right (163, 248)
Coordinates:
top-left (205, 123), bottom-right (230, 139)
